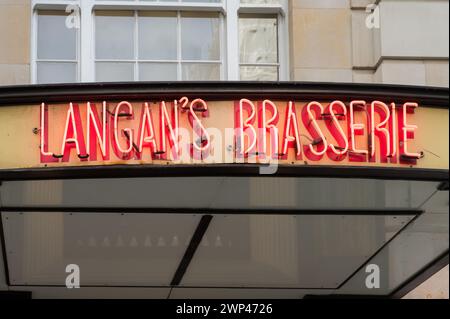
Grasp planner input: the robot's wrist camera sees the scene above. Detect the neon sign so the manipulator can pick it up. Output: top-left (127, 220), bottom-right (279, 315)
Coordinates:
top-left (39, 98), bottom-right (422, 165)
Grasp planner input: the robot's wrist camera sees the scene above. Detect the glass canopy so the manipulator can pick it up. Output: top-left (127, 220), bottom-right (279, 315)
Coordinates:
top-left (0, 177), bottom-right (447, 297)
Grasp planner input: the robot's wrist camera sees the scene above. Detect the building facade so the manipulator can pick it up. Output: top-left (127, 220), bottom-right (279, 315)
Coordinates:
top-left (0, 0), bottom-right (448, 299)
top-left (1, 0), bottom-right (448, 87)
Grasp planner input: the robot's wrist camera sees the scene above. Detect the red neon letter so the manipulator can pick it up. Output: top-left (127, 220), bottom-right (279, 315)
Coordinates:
top-left (160, 100), bottom-right (180, 160)
top-left (399, 102), bottom-right (420, 163)
top-left (60, 103), bottom-right (87, 162)
top-left (280, 101), bottom-right (302, 160)
top-left (325, 101), bottom-right (348, 162)
top-left (189, 98), bottom-right (211, 160)
top-left (137, 102), bottom-right (158, 160)
top-left (234, 99), bottom-right (257, 158)
top-left (258, 100), bottom-right (279, 160)
top-left (370, 101), bottom-right (391, 163)
top-left (40, 103), bottom-right (58, 163)
top-left (113, 101), bottom-right (135, 160)
top-left (388, 103), bottom-right (398, 163)
top-left (87, 102), bottom-right (109, 161)
top-left (302, 101), bottom-right (328, 161)
top-left (348, 100), bottom-right (368, 162)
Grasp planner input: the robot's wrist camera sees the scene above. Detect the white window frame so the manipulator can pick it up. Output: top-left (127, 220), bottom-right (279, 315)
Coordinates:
top-left (93, 10), bottom-right (225, 81)
top-left (31, 0), bottom-right (289, 83)
top-left (231, 0), bottom-right (289, 81)
top-left (31, 1), bottom-right (82, 84)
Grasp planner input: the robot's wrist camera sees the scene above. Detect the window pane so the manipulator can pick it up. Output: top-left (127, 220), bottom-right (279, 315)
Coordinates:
top-left (138, 12), bottom-right (177, 60)
top-left (158, 0), bottom-right (222, 2)
top-left (182, 0), bottom-right (221, 2)
top-left (182, 63), bottom-right (220, 80)
top-left (37, 11), bottom-right (77, 60)
top-left (181, 13), bottom-right (220, 61)
top-left (37, 62), bottom-right (77, 84)
top-left (241, 0), bottom-right (280, 3)
top-left (95, 11), bottom-right (134, 60)
top-left (240, 66), bottom-right (278, 81)
top-left (96, 62), bottom-right (134, 82)
top-left (2, 212), bottom-right (202, 286)
top-left (139, 63), bottom-right (178, 81)
top-left (239, 15), bottom-right (278, 64)
top-left (182, 214), bottom-right (413, 288)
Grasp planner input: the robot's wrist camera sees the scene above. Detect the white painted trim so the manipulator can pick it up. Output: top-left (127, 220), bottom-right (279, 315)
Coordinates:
top-left (219, 11), bottom-right (226, 81)
top-left (176, 11), bottom-right (182, 81)
top-left (94, 3), bottom-right (225, 13)
top-left (225, 0), bottom-right (240, 80)
top-left (134, 10), bottom-right (139, 81)
top-left (30, 7), bottom-right (37, 84)
top-left (279, 0), bottom-right (290, 81)
top-left (80, 0), bottom-right (94, 82)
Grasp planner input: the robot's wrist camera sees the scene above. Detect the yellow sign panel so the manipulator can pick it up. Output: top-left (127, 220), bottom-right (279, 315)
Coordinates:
top-left (0, 99), bottom-right (448, 170)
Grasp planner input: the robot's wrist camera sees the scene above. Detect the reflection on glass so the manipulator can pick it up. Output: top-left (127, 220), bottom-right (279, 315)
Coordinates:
top-left (138, 12), bottom-right (177, 60)
top-left (2, 212), bottom-right (201, 286)
top-left (337, 190), bottom-right (449, 295)
top-left (181, 13), bottom-right (220, 61)
top-left (139, 63), bottom-right (178, 81)
top-left (240, 66), bottom-right (278, 81)
top-left (181, 0), bottom-right (222, 2)
top-left (95, 12), bottom-right (134, 59)
top-left (182, 63), bottom-right (220, 80)
top-left (37, 11), bottom-right (77, 60)
top-left (239, 15), bottom-right (278, 64)
top-left (182, 214), bottom-right (413, 288)
top-left (158, 0), bottom-right (222, 2)
top-left (96, 62), bottom-right (134, 82)
top-left (241, 0), bottom-right (280, 3)
top-left (37, 62), bottom-right (77, 84)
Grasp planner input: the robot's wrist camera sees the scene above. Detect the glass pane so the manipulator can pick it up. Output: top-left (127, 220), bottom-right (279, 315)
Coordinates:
top-left (239, 15), bottom-right (278, 64)
top-left (241, 0), bottom-right (280, 3)
top-left (139, 63), bottom-right (178, 81)
top-left (182, 0), bottom-right (221, 2)
top-left (181, 13), bottom-right (220, 61)
top-left (138, 12), bottom-right (177, 60)
top-left (157, 0), bottom-right (222, 2)
top-left (182, 214), bottom-right (413, 288)
top-left (240, 65), bottom-right (278, 81)
top-left (36, 62), bottom-right (77, 84)
top-left (182, 63), bottom-right (220, 80)
top-left (2, 212), bottom-right (201, 286)
top-left (37, 11), bottom-right (77, 60)
top-left (1, 178), bottom-right (439, 211)
top-left (96, 62), bottom-right (134, 82)
top-left (95, 11), bottom-right (134, 60)
top-left (337, 190), bottom-right (449, 295)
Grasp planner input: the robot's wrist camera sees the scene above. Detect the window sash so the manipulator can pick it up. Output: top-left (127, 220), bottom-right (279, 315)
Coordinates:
top-left (93, 10), bottom-right (224, 81)
top-left (238, 13), bottom-right (280, 81)
top-left (34, 10), bottom-right (80, 84)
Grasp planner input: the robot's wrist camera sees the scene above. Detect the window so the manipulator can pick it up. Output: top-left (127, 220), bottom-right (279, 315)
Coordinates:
top-left (94, 11), bottom-right (222, 81)
top-left (239, 14), bottom-right (279, 81)
top-left (35, 10), bottom-right (79, 84)
top-left (32, 0), bottom-right (288, 83)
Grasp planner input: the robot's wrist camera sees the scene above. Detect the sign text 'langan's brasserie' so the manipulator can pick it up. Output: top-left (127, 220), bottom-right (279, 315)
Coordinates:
top-left (37, 97), bottom-right (424, 167)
